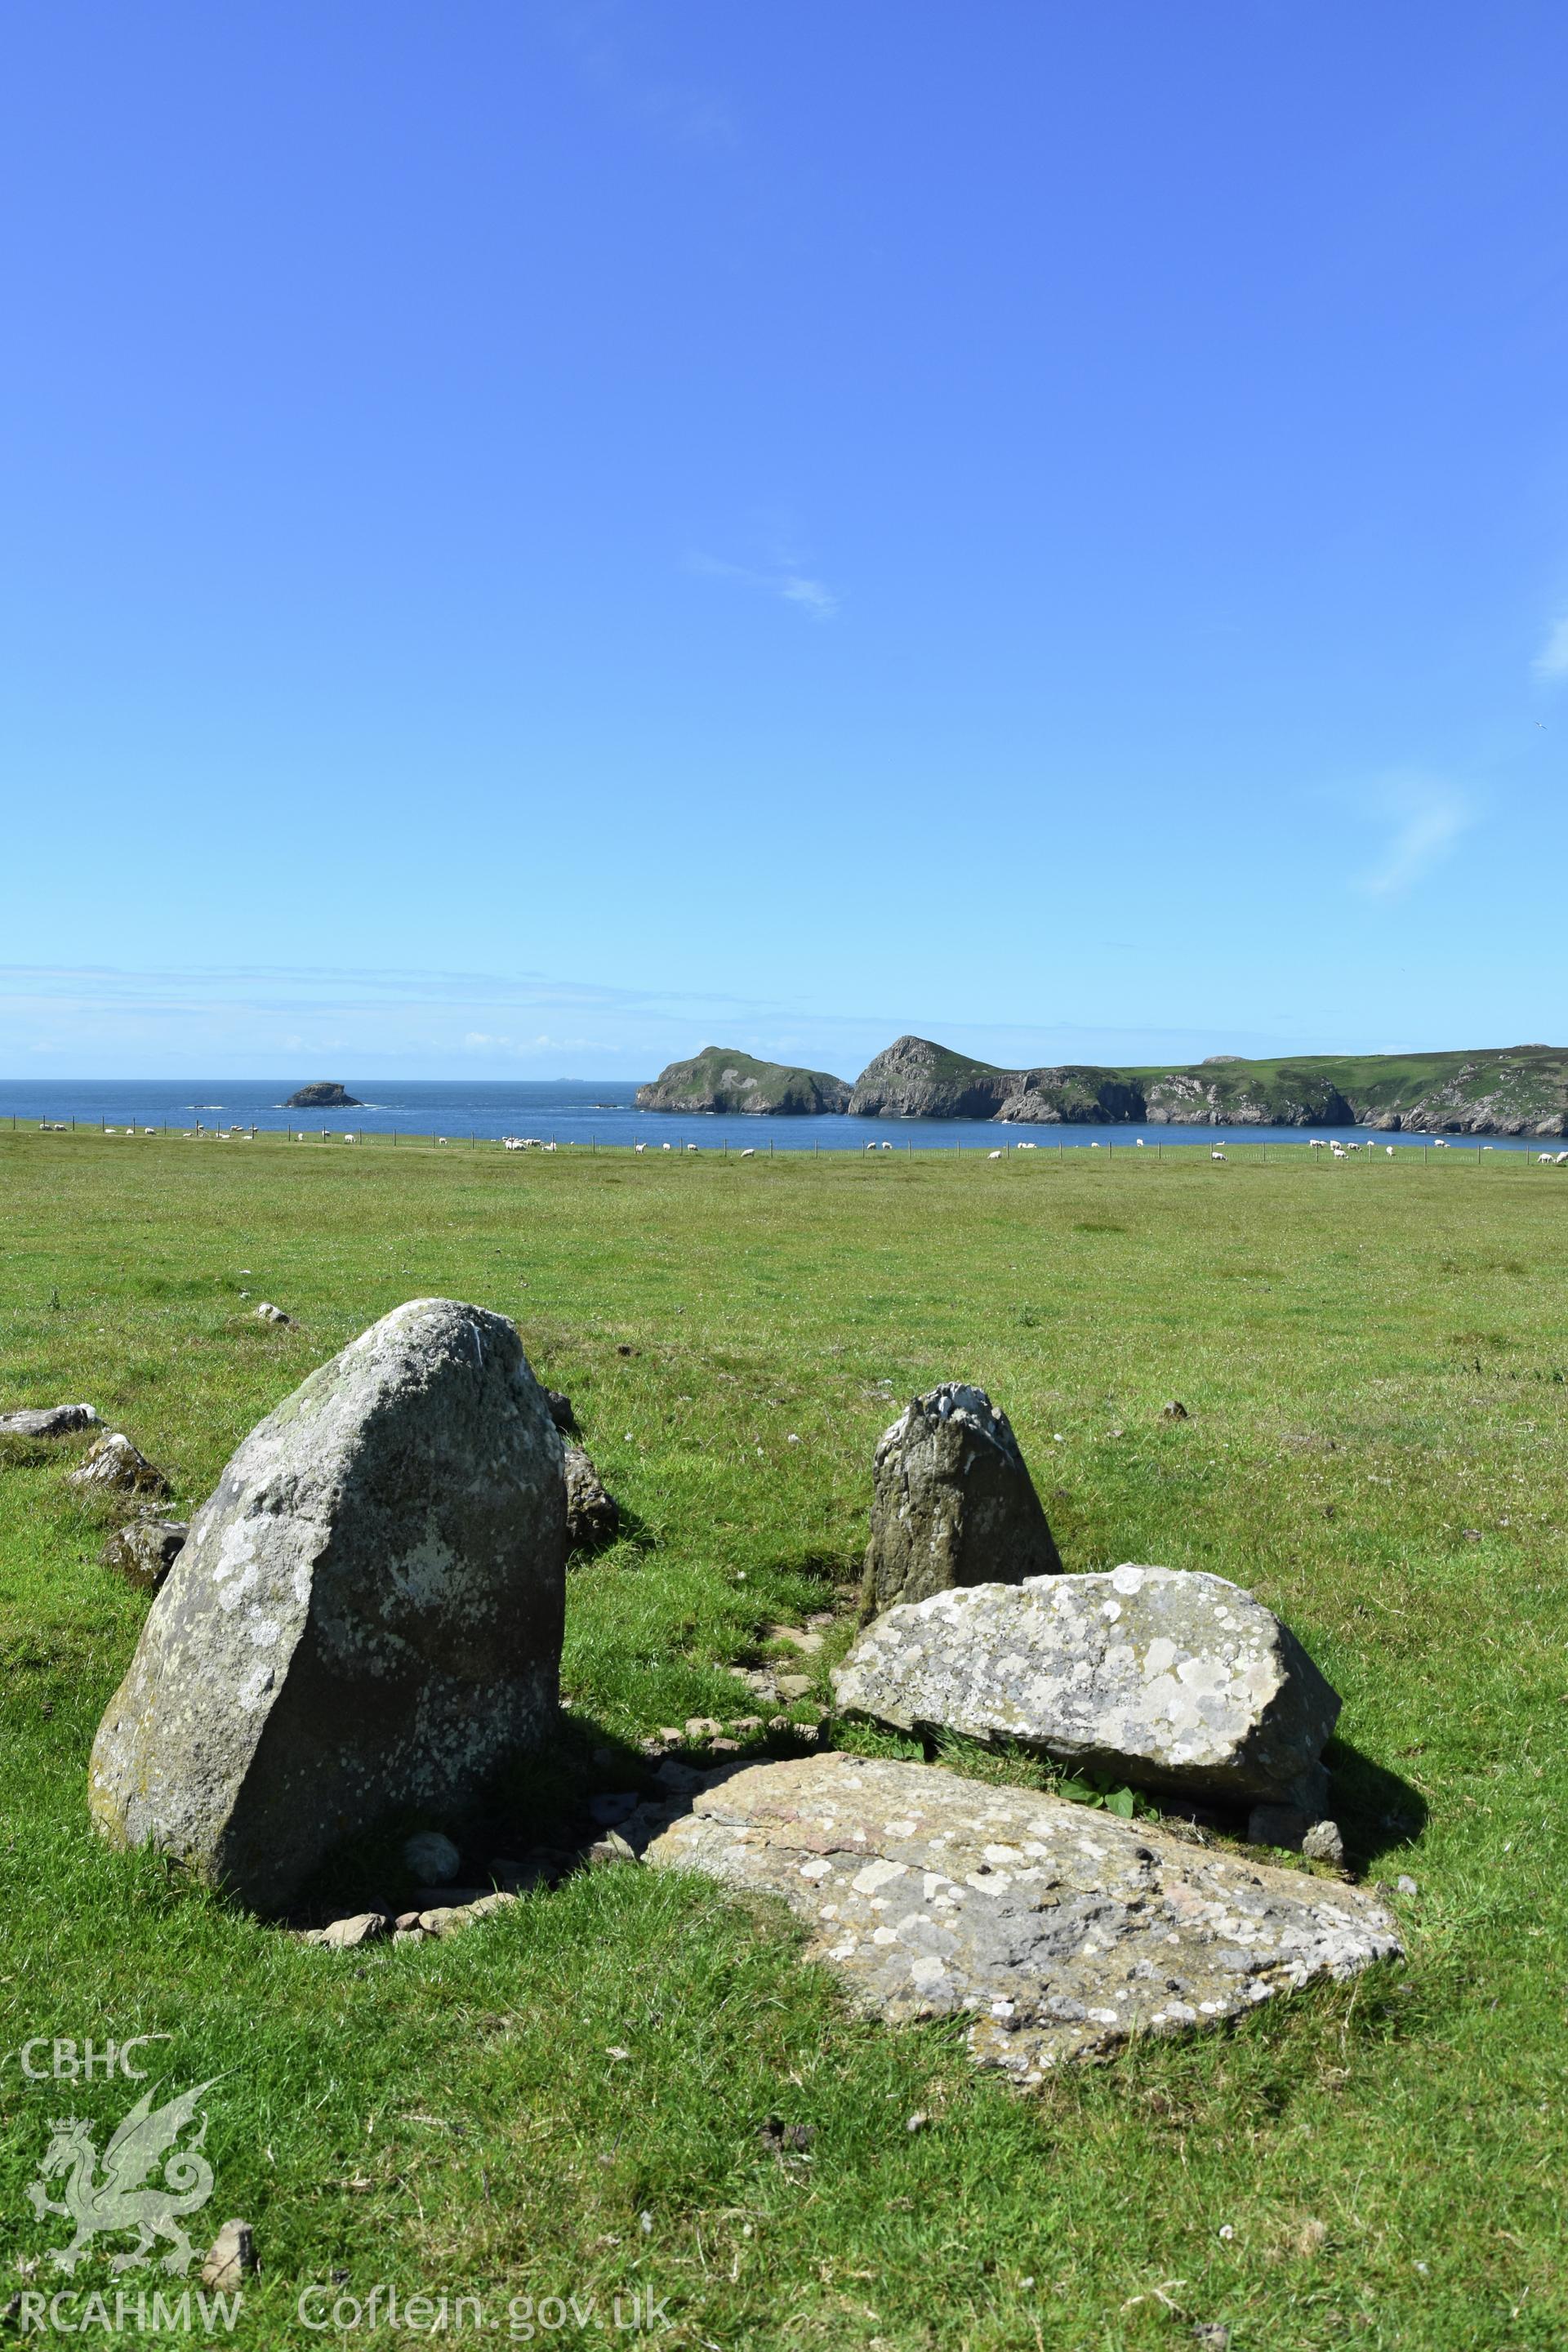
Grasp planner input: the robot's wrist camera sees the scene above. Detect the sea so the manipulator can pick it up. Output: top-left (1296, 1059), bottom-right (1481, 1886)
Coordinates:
top-left (0, 1080), bottom-right (1552, 1155)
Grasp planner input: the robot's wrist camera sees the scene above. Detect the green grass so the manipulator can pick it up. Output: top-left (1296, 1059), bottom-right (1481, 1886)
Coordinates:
top-left (2, 1131), bottom-right (1566, 2349)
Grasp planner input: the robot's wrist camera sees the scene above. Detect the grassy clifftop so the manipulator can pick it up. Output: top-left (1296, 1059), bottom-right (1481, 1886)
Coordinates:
top-left (849, 1037), bottom-right (1568, 1133)
top-left (1124, 1045), bottom-right (1568, 1134)
top-left (645, 1036), bottom-right (1568, 1131)
top-left (636, 1047), bottom-right (852, 1116)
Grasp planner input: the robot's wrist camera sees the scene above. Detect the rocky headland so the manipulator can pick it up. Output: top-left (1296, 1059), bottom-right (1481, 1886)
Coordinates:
top-left (636, 1047), bottom-right (851, 1116)
top-left (643, 1036), bottom-right (1568, 1135)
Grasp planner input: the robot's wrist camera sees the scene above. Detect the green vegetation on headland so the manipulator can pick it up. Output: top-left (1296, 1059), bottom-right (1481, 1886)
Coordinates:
top-left (635, 1045), bottom-right (851, 1115)
top-left (1, 1127), bottom-right (1563, 2345)
top-left (643, 1035), bottom-right (1568, 1134)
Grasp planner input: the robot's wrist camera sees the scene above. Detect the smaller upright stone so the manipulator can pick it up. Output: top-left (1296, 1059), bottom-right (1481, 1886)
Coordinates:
top-left (564, 1446), bottom-right (618, 1550)
top-left (65, 1432), bottom-right (170, 1499)
top-left (860, 1383), bottom-right (1060, 1621)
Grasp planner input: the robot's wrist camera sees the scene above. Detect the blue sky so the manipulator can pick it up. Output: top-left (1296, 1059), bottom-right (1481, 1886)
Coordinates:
top-left (4, 1), bottom-right (1567, 1080)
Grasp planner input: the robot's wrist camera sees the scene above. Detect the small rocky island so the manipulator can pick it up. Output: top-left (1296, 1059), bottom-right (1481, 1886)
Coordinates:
top-left (285, 1081), bottom-right (363, 1109)
top-left (636, 1048), bottom-right (851, 1116)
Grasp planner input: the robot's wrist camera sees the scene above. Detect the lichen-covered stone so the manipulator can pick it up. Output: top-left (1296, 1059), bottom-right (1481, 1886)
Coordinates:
top-left (860, 1384), bottom-right (1060, 1621)
top-left (834, 1566), bottom-right (1339, 1810)
top-left (100, 1518), bottom-right (189, 1594)
top-left (66, 1432), bottom-right (170, 1499)
top-left (564, 1446), bottom-right (618, 1550)
top-left (642, 1752), bottom-right (1400, 2079)
top-left (89, 1298), bottom-right (565, 1912)
top-left (0, 1403), bottom-right (103, 1440)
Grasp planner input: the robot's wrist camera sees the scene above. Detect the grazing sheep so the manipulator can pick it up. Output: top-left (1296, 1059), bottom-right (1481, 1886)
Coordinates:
top-left (987, 1148), bottom-right (1004, 1160)
top-left (740, 1147), bottom-right (755, 1158)
top-left (1211, 1149), bottom-right (1227, 1161)
top-left (635, 1142), bottom-right (647, 1153)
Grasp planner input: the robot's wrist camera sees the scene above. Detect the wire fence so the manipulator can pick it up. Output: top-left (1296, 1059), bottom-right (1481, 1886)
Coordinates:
top-left (7, 1113), bottom-right (1565, 1167)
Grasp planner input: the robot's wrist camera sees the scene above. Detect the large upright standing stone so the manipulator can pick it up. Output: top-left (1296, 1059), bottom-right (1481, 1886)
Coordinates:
top-left (89, 1298), bottom-right (565, 1912)
top-left (860, 1383), bottom-right (1060, 1621)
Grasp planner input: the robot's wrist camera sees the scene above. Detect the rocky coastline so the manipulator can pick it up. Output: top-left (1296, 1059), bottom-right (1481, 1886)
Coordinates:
top-left (637, 1036), bottom-right (1568, 1135)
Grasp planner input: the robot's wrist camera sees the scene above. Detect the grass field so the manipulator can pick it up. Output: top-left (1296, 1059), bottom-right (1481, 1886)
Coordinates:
top-left (2, 1130), bottom-right (1565, 2350)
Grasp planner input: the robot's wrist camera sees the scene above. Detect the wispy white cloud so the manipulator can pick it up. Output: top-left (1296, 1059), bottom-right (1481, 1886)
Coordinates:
top-left (0, 958), bottom-right (1334, 1080)
top-left (1533, 615), bottom-right (1568, 679)
top-left (779, 575), bottom-right (840, 620)
top-left (1354, 778), bottom-right (1472, 898)
top-left (688, 550), bottom-right (840, 623)
top-left (546, 2), bottom-right (738, 149)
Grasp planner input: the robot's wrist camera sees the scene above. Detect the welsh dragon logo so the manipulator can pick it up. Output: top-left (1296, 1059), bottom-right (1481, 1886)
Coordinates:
top-left (26, 2080), bottom-right (218, 2275)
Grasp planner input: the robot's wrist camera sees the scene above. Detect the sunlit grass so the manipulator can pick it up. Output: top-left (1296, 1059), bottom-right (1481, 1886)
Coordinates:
top-left (1, 1130), bottom-right (1564, 2347)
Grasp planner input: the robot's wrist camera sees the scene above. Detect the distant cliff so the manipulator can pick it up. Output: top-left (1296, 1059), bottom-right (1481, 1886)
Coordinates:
top-left (846, 1036), bottom-right (1016, 1120)
top-left (642, 1037), bottom-right (1568, 1134)
top-left (848, 1038), bottom-right (1144, 1125)
top-left (853, 1039), bottom-right (1568, 1134)
top-left (636, 1048), bottom-right (852, 1116)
